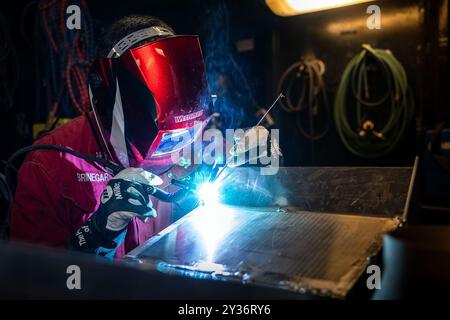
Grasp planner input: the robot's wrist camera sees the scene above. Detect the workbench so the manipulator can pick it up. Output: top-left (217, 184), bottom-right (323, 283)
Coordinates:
top-left (124, 164), bottom-right (417, 299)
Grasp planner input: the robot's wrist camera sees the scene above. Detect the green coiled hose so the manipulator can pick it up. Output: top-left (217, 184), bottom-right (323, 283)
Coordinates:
top-left (334, 44), bottom-right (415, 158)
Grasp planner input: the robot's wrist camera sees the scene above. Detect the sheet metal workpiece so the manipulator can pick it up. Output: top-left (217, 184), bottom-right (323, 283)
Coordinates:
top-left (125, 165), bottom-right (416, 299)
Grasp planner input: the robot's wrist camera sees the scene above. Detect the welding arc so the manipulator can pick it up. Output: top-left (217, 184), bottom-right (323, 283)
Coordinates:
top-left (277, 57), bottom-right (330, 141)
top-left (334, 44), bottom-right (414, 158)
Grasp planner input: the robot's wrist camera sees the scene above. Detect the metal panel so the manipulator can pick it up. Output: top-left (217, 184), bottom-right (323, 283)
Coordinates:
top-left (126, 205), bottom-right (400, 298)
top-left (219, 166), bottom-right (413, 217)
top-left (126, 166), bottom-right (415, 298)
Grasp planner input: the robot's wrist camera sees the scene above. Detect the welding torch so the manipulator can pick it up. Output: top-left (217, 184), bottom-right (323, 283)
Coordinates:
top-left (4, 144), bottom-right (191, 204)
top-left (210, 93), bottom-right (285, 184)
top-left (5, 94), bottom-right (283, 205)
top-left (77, 91), bottom-right (283, 202)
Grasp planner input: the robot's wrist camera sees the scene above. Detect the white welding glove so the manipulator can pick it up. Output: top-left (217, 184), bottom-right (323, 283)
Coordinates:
top-left (68, 168), bottom-right (162, 256)
top-left (101, 168), bottom-right (162, 230)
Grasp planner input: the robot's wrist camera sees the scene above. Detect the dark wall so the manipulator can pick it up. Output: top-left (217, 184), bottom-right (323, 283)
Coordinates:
top-left (0, 0), bottom-right (447, 168)
top-left (0, 0), bottom-right (276, 162)
top-left (273, 0), bottom-right (426, 166)
top-left (0, 0), bottom-right (37, 160)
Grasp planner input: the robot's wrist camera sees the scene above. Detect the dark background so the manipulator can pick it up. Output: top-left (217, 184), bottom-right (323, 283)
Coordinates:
top-left (0, 0), bottom-right (448, 299)
top-left (0, 0), bottom-right (447, 167)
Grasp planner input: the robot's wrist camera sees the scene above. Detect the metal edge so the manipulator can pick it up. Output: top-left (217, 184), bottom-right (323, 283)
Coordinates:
top-left (124, 207), bottom-right (402, 299)
top-left (125, 208), bottom-right (199, 259)
top-left (401, 156), bottom-right (419, 222)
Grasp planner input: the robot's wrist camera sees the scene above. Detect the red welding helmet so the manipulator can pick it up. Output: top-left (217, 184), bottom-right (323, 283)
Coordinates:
top-left (89, 27), bottom-right (211, 174)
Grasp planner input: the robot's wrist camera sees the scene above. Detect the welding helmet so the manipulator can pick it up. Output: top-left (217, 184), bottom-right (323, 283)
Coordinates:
top-left (89, 27), bottom-right (211, 174)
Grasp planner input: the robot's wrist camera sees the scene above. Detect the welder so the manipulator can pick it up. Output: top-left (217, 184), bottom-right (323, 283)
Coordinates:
top-left (9, 15), bottom-right (227, 259)
top-left (9, 14), bottom-right (277, 259)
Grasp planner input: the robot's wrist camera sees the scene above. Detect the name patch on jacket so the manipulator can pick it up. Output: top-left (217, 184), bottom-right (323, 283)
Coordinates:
top-left (77, 172), bottom-right (111, 183)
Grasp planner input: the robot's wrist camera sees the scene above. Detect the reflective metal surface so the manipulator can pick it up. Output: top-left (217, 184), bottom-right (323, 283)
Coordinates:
top-left (125, 166), bottom-right (415, 299)
top-left (126, 205), bottom-right (399, 298)
top-left (219, 166), bottom-right (413, 217)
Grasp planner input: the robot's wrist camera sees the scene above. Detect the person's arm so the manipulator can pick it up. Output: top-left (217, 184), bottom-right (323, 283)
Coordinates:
top-left (10, 160), bottom-right (73, 247)
top-left (11, 161), bottom-right (157, 260)
top-left (67, 168), bottom-right (158, 259)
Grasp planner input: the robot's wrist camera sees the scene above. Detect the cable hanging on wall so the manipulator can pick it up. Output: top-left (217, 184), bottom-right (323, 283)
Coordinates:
top-left (38, 0), bottom-right (95, 121)
top-left (334, 44), bottom-right (415, 159)
top-left (277, 56), bottom-right (331, 164)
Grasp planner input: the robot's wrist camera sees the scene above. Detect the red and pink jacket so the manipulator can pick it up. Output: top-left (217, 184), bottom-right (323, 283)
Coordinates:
top-left (10, 114), bottom-right (175, 259)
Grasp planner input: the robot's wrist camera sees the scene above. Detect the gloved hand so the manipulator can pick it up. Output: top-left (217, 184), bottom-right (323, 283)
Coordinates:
top-left (68, 168), bottom-right (162, 257)
top-left (228, 126), bottom-right (282, 167)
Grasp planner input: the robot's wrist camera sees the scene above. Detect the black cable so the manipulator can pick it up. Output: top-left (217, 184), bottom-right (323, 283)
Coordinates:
top-left (5, 145), bottom-right (124, 194)
top-left (0, 173), bottom-right (12, 205)
top-left (278, 57), bottom-right (330, 164)
top-left (0, 144), bottom-right (189, 240)
top-left (1, 145), bottom-right (123, 240)
top-left (34, 115), bottom-right (60, 140)
top-left (278, 57), bottom-right (330, 140)
top-left (5, 145), bottom-right (191, 201)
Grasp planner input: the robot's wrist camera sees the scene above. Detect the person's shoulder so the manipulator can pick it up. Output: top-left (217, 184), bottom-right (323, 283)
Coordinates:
top-left (26, 115), bottom-right (92, 167)
top-left (35, 115), bottom-right (89, 146)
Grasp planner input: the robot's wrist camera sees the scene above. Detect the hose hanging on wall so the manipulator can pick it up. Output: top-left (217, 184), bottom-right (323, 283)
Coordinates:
top-left (334, 44), bottom-right (414, 158)
top-left (277, 57), bottom-right (330, 164)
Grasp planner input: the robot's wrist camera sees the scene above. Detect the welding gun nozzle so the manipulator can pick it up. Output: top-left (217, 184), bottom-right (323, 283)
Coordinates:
top-left (171, 178), bottom-right (198, 191)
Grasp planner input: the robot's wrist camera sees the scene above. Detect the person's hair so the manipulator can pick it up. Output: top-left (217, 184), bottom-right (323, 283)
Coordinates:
top-left (97, 15), bottom-right (174, 58)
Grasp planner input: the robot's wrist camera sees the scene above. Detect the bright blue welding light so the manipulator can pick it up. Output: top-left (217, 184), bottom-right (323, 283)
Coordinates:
top-left (193, 182), bottom-right (233, 261)
top-left (197, 182), bottom-right (220, 206)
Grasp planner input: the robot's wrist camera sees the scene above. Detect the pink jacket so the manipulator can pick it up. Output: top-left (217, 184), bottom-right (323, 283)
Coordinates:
top-left (10, 114), bottom-right (174, 259)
